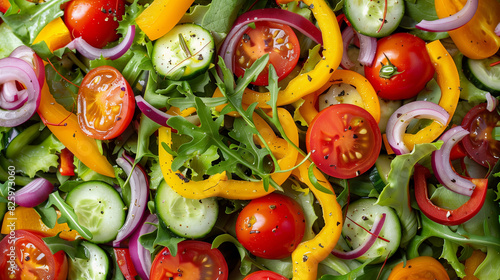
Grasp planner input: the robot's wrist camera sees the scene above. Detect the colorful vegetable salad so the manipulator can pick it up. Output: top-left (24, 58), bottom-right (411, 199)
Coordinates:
top-left (0, 0), bottom-right (499, 279)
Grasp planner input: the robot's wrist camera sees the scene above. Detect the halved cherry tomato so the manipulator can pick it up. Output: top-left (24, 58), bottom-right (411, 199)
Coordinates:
top-left (64, 0), bottom-right (126, 48)
top-left (306, 103), bottom-right (381, 179)
top-left (461, 103), bottom-right (500, 167)
top-left (364, 33), bottom-right (435, 100)
top-left (150, 240), bottom-right (228, 280)
top-left (114, 248), bottom-right (137, 280)
top-left (388, 256), bottom-right (450, 280)
top-left (0, 230), bottom-right (65, 280)
top-left (243, 270), bottom-right (288, 280)
top-left (233, 21), bottom-right (300, 86)
top-left (235, 192), bottom-right (305, 260)
top-left (77, 65), bottom-right (135, 140)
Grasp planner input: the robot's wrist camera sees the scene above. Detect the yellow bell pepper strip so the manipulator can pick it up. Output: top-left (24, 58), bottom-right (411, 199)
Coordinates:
top-left (32, 17), bottom-right (72, 52)
top-left (400, 40), bottom-right (460, 151)
top-left (299, 69), bottom-right (381, 125)
top-left (435, 0), bottom-right (500, 59)
top-left (37, 82), bottom-right (115, 178)
top-left (238, 0), bottom-right (342, 108)
top-left (290, 155), bottom-right (343, 280)
top-left (1, 207), bottom-right (81, 241)
top-left (159, 108), bottom-right (298, 200)
top-left (135, 0), bottom-right (195, 41)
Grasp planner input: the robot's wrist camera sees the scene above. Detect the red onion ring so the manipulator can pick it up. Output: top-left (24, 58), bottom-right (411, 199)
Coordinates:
top-left (0, 57), bottom-right (41, 127)
top-left (0, 82), bottom-right (28, 110)
top-left (341, 26), bottom-right (378, 69)
top-left (415, 0), bottom-right (478, 32)
top-left (65, 25), bottom-right (135, 60)
top-left (386, 101), bottom-right (449, 155)
top-left (14, 178), bottom-right (54, 208)
top-left (113, 153), bottom-right (149, 246)
top-left (9, 45), bottom-right (45, 88)
top-left (218, 8), bottom-right (323, 74)
top-left (485, 92), bottom-right (498, 112)
top-left (332, 213), bottom-right (386, 259)
top-left (129, 214), bottom-right (158, 280)
top-left (135, 95), bottom-right (174, 127)
top-left (431, 126), bottom-right (476, 196)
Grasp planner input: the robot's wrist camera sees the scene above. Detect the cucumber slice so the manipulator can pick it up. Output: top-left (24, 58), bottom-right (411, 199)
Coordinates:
top-left (342, 198), bottom-right (401, 263)
top-left (152, 23), bottom-right (215, 80)
top-left (155, 180), bottom-right (218, 238)
top-left (66, 181), bottom-right (125, 243)
top-left (343, 0), bottom-right (404, 38)
top-left (463, 55), bottom-right (500, 95)
top-left (68, 241), bottom-right (109, 280)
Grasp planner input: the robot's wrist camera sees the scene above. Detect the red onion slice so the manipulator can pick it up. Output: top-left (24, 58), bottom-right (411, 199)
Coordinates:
top-left (129, 214), bottom-right (158, 280)
top-left (495, 22), bottom-right (500, 36)
top-left (386, 101), bottom-right (449, 155)
top-left (341, 26), bottom-right (377, 69)
top-left (0, 57), bottom-right (41, 127)
top-left (9, 45), bottom-right (45, 88)
top-left (113, 154), bottom-right (149, 246)
top-left (66, 25), bottom-right (135, 60)
top-left (218, 8), bottom-right (322, 74)
top-left (431, 126), bottom-right (476, 196)
top-left (332, 213), bottom-right (386, 259)
top-left (341, 26), bottom-right (356, 69)
top-left (14, 178), bottom-right (54, 208)
top-left (485, 92), bottom-right (498, 112)
top-left (415, 0), bottom-right (478, 32)
top-left (135, 95), bottom-right (174, 127)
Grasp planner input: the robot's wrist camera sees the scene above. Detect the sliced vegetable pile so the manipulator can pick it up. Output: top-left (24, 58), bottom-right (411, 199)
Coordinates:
top-left (0, 0), bottom-right (500, 279)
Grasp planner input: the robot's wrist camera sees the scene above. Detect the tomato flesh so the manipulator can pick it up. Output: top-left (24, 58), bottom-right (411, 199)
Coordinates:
top-left (64, 0), bottom-right (126, 48)
top-left (461, 103), bottom-right (500, 167)
top-left (150, 240), bottom-right (228, 280)
top-left (306, 103), bottom-right (381, 179)
top-left (77, 65), bottom-right (135, 140)
top-left (235, 193), bottom-right (305, 260)
top-left (0, 230), bottom-right (56, 280)
top-left (233, 21), bottom-right (300, 86)
top-left (364, 33), bottom-right (435, 100)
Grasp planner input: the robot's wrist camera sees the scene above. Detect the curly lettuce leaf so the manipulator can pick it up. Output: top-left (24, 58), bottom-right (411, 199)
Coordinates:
top-left (376, 142), bottom-right (441, 246)
top-left (8, 134), bottom-right (65, 178)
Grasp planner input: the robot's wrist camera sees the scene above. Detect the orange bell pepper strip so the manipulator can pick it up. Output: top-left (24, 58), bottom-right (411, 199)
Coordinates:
top-left (388, 256), bottom-right (450, 280)
top-left (33, 17), bottom-right (72, 52)
top-left (290, 155), bottom-right (343, 280)
top-left (135, 0), bottom-right (195, 41)
top-left (463, 250), bottom-right (487, 280)
top-left (159, 108), bottom-right (298, 200)
top-left (401, 40), bottom-right (460, 151)
top-left (1, 207), bottom-right (81, 241)
top-left (299, 69), bottom-right (380, 124)
top-left (435, 0), bottom-right (500, 59)
top-left (236, 0), bottom-right (342, 109)
top-left (37, 82), bottom-right (115, 178)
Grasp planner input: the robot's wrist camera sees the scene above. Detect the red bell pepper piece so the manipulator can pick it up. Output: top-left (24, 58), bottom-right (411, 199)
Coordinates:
top-left (114, 248), bottom-right (138, 280)
top-left (59, 148), bottom-right (75, 176)
top-left (414, 164), bottom-right (488, 226)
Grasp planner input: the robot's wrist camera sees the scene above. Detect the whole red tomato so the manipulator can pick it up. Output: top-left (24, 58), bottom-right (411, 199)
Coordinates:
top-left (236, 193), bottom-right (306, 259)
top-left (364, 33), bottom-right (435, 100)
top-left (64, 0), bottom-right (126, 48)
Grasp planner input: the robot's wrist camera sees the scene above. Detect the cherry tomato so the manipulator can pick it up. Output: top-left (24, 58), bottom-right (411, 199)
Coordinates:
top-left (233, 21), bottom-right (300, 86)
top-left (0, 0), bottom-right (10, 13)
top-left (64, 0), bottom-right (126, 48)
top-left (243, 270), bottom-right (288, 280)
top-left (150, 240), bottom-right (228, 280)
top-left (461, 103), bottom-right (500, 167)
top-left (364, 33), bottom-right (435, 100)
top-left (388, 256), bottom-right (450, 280)
top-left (77, 65), bottom-right (135, 140)
top-left (0, 230), bottom-right (65, 280)
top-left (235, 193), bottom-right (305, 259)
top-left (306, 103), bottom-right (381, 179)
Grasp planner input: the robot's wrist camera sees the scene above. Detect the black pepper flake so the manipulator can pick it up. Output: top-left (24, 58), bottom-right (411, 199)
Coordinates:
top-left (307, 75), bottom-right (312, 82)
top-left (336, 221), bottom-right (341, 226)
top-left (309, 4), bottom-right (314, 9)
top-left (353, 134), bottom-right (358, 139)
top-left (175, 173), bottom-right (190, 183)
top-left (303, 255), bottom-right (309, 262)
top-left (319, 243), bottom-right (324, 248)
top-left (329, 68), bottom-right (334, 73)
top-left (437, 56), bottom-right (442, 60)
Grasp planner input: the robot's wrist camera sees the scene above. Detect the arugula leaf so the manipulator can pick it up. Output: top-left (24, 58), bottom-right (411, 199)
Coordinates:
top-left (43, 233), bottom-right (86, 261)
top-left (139, 223), bottom-right (185, 257)
top-left (45, 192), bottom-right (93, 240)
top-left (34, 204), bottom-right (58, 229)
top-left (1, 0), bottom-right (70, 45)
